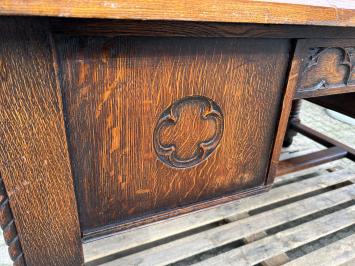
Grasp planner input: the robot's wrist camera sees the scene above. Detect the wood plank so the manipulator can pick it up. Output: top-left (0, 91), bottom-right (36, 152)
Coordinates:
top-left (89, 182), bottom-right (355, 264)
top-left (0, 17), bottom-right (83, 266)
top-left (0, 1), bottom-right (355, 26)
top-left (295, 86), bottom-right (355, 99)
top-left (266, 33), bottom-right (302, 185)
top-left (194, 205), bottom-right (355, 266)
top-left (284, 234), bottom-right (355, 266)
top-left (279, 147), bottom-right (320, 161)
top-left (84, 171), bottom-right (353, 261)
top-left (84, 169), bottom-right (354, 261)
top-left (276, 147), bottom-right (347, 176)
top-left (276, 148), bottom-right (345, 185)
top-left (293, 39), bottom-right (355, 100)
top-left (292, 123), bottom-right (355, 161)
top-left (243, 229), bottom-right (290, 266)
top-left (57, 35), bottom-right (290, 235)
top-left (50, 19), bottom-right (355, 39)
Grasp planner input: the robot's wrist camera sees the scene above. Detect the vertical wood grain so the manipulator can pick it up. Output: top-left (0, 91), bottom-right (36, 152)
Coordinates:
top-left (0, 18), bottom-right (83, 266)
top-left (56, 36), bottom-right (290, 234)
top-left (267, 41), bottom-right (299, 184)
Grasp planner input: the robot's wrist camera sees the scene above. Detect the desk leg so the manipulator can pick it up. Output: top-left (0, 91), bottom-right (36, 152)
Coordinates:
top-left (283, 99), bottom-right (302, 147)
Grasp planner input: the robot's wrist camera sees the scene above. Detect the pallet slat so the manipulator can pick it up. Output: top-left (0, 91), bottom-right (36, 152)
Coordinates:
top-left (84, 170), bottom-right (354, 262)
top-left (284, 234), bottom-right (355, 266)
top-left (102, 184), bottom-right (355, 266)
top-left (194, 206), bottom-right (355, 266)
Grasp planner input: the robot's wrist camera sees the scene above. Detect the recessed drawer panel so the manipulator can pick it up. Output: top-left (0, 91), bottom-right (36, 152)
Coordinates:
top-left (294, 39), bottom-right (355, 99)
top-left (55, 37), bottom-right (290, 236)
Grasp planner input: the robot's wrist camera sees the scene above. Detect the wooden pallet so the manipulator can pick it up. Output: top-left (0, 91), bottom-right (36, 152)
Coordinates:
top-left (84, 163), bottom-right (355, 266)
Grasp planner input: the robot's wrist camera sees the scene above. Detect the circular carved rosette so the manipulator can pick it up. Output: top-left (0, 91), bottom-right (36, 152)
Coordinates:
top-left (153, 95), bottom-right (224, 169)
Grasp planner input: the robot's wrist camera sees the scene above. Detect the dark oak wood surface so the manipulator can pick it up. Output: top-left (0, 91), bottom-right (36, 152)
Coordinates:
top-left (0, 14), bottom-right (354, 265)
top-left (50, 19), bottom-right (355, 39)
top-left (55, 36), bottom-right (291, 234)
top-left (1, 1), bottom-right (355, 26)
top-left (277, 147), bottom-right (347, 176)
top-left (294, 39), bottom-right (355, 99)
top-left (0, 18), bottom-right (83, 266)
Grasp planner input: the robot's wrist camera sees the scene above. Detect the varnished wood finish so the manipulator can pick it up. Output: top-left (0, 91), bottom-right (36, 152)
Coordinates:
top-left (0, 11), bottom-right (355, 265)
top-left (0, 175), bottom-right (25, 266)
top-left (291, 123), bottom-right (355, 161)
top-left (1, 1), bottom-right (355, 26)
top-left (266, 40), bottom-right (300, 185)
top-left (55, 36), bottom-right (291, 234)
top-left (276, 147), bottom-right (347, 176)
top-left (51, 19), bottom-right (355, 39)
top-left (0, 18), bottom-right (83, 265)
top-left (294, 39), bottom-right (355, 99)
top-left (84, 169), bottom-right (355, 265)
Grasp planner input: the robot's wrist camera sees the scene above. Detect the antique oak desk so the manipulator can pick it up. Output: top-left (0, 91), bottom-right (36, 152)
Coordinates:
top-left (0, 1), bottom-right (354, 265)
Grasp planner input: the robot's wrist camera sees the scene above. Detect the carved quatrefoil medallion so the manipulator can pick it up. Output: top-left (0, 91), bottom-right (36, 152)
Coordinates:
top-left (153, 96), bottom-right (224, 169)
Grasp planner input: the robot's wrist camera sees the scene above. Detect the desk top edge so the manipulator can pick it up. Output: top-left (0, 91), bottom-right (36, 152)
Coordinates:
top-left (0, 0), bottom-right (355, 27)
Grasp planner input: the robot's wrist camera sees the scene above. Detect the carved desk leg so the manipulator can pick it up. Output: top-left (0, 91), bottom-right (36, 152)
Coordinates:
top-left (283, 99), bottom-right (302, 147)
top-left (0, 175), bottom-right (25, 266)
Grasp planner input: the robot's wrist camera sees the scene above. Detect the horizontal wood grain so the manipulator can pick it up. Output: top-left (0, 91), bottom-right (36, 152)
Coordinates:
top-left (98, 185), bottom-right (355, 266)
top-left (51, 19), bottom-right (355, 39)
top-left (195, 205), bottom-right (355, 266)
top-left (84, 169), bottom-right (355, 262)
top-left (276, 147), bottom-right (347, 176)
top-left (0, 1), bottom-right (355, 26)
top-left (283, 234), bottom-right (355, 266)
top-left (291, 123), bottom-right (355, 161)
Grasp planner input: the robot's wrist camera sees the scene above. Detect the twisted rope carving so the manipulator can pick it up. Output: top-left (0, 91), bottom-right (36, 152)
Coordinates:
top-left (0, 175), bottom-right (26, 266)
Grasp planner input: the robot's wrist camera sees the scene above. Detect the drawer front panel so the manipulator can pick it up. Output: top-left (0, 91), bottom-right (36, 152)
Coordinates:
top-left (294, 39), bottom-right (355, 99)
top-left (55, 37), bottom-right (290, 233)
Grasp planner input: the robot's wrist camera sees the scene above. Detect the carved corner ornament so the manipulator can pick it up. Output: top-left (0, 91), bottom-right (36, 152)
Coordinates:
top-left (0, 175), bottom-right (25, 266)
top-left (299, 47), bottom-right (355, 92)
top-left (153, 96), bottom-right (224, 169)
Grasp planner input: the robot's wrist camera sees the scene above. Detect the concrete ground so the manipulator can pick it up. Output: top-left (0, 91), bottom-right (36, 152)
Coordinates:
top-left (0, 100), bottom-right (354, 265)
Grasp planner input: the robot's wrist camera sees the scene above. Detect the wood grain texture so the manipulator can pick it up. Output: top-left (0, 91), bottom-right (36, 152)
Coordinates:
top-left (276, 147), bottom-right (347, 176)
top-left (284, 234), bottom-right (355, 266)
top-left (51, 19), bottom-right (355, 39)
top-left (291, 123), bottom-right (355, 161)
top-left (84, 169), bottom-right (355, 262)
top-left (294, 39), bottom-right (355, 99)
top-left (98, 180), bottom-right (355, 265)
top-left (266, 40), bottom-right (299, 185)
top-left (1, 1), bottom-right (355, 26)
top-left (0, 175), bottom-right (25, 266)
top-left (0, 18), bottom-right (83, 266)
top-left (55, 36), bottom-right (291, 234)
top-left (194, 205), bottom-right (355, 266)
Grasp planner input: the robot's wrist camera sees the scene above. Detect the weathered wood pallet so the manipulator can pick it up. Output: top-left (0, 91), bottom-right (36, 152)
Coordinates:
top-left (84, 160), bottom-right (355, 266)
